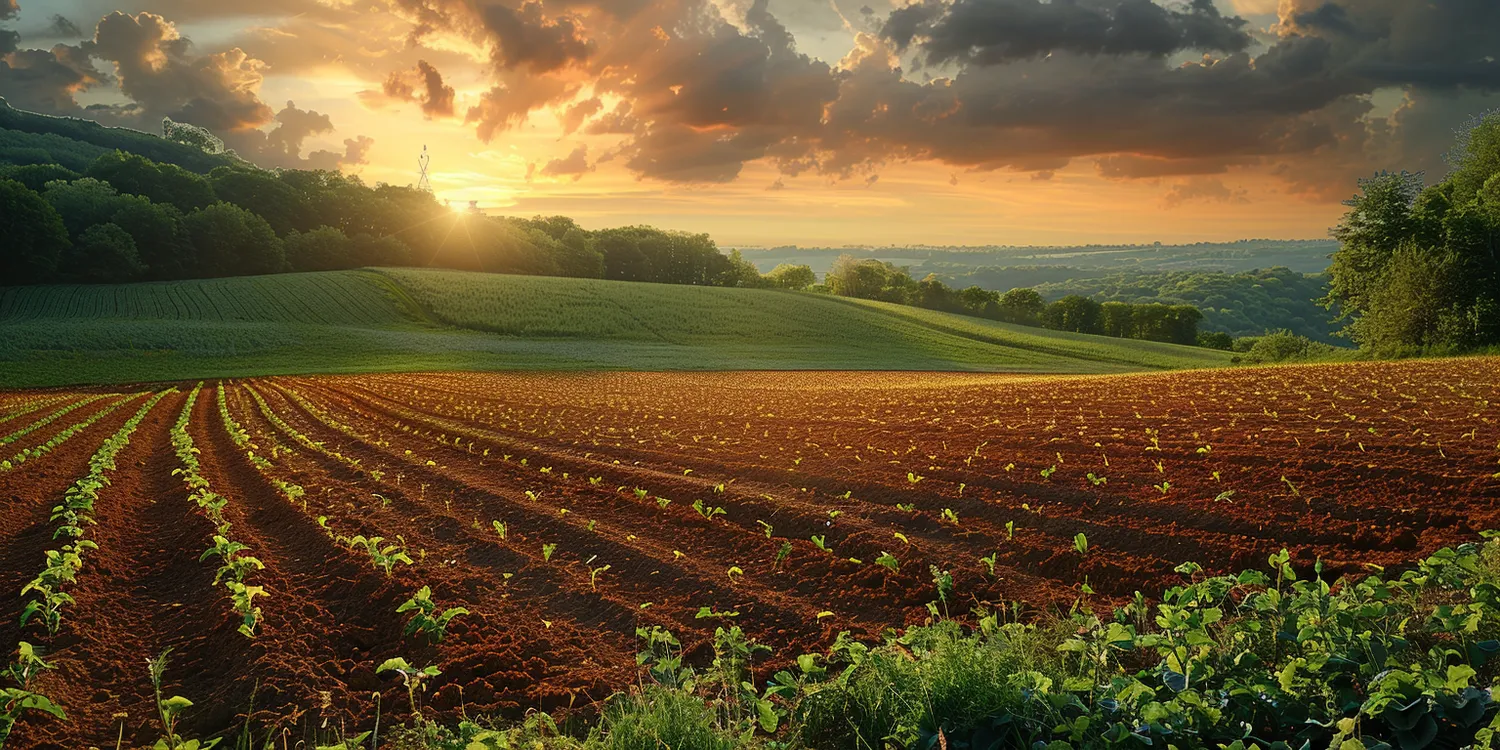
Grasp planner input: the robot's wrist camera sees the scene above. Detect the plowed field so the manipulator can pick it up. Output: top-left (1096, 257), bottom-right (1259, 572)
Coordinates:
top-left (2, 358), bottom-right (1498, 746)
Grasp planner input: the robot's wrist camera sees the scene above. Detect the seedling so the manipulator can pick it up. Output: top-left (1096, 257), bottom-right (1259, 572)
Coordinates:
top-left (810, 535), bottom-right (829, 552)
top-left (874, 552), bottom-right (900, 572)
top-left (346, 535), bottom-right (414, 576)
top-left (980, 552), bottom-right (997, 577)
top-left (692, 499), bottom-right (726, 521)
top-left (585, 567), bottom-right (609, 591)
top-left (1086, 473), bottom-right (1107, 486)
top-left (377, 657), bottom-right (441, 721)
top-left (1074, 533), bottom-right (1089, 556)
top-left (694, 606), bottom-right (740, 619)
top-left (0, 643), bottom-right (65, 743)
top-left (773, 542), bottom-right (792, 569)
top-left (940, 508), bottom-right (960, 525)
top-left (930, 566), bottom-right (953, 618)
top-left (148, 648), bottom-right (217, 750)
top-left (492, 521), bottom-right (507, 539)
top-left (1040, 465), bottom-right (1056, 479)
top-left (1005, 521), bottom-right (1015, 539)
top-left (906, 472), bottom-right (924, 484)
top-left (756, 520), bottom-right (774, 538)
top-left (542, 543), bottom-right (557, 562)
top-left (727, 566), bottom-right (744, 581)
top-left (1154, 481), bottom-right (1172, 495)
top-left (893, 532), bottom-right (910, 545)
top-left (656, 496), bottom-right (671, 509)
top-left (896, 502), bottom-right (915, 512)
top-left (397, 586), bottom-right (469, 643)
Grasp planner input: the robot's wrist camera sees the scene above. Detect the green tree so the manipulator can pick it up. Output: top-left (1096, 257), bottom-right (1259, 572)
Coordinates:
top-left (86, 151), bottom-right (215, 213)
top-left (66, 223), bottom-right (145, 282)
top-left (997, 288), bottom-right (1046, 325)
top-left (1041, 295), bottom-right (1103, 334)
top-left (184, 202), bottom-right (285, 277)
top-left (284, 226), bottom-right (353, 272)
top-left (209, 167), bottom-right (310, 235)
top-left (110, 198), bottom-right (191, 280)
top-left (1326, 113), bottom-right (1500, 352)
top-left (765, 263), bottom-right (816, 290)
top-left (0, 178), bottom-right (69, 284)
top-left (0, 164), bottom-right (79, 191)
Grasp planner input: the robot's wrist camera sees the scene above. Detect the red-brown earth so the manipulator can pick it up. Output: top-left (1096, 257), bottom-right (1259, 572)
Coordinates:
top-left (1, 358), bottom-right (1498, 747)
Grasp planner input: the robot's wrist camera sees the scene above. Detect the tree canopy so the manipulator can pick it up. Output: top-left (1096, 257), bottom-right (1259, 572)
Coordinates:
top-left (1325, 113), bottom-right (1500, 353)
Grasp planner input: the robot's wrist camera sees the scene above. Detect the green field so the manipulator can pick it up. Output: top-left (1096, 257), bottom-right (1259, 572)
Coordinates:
top-left (0, 269), bottom-right (1233, 387)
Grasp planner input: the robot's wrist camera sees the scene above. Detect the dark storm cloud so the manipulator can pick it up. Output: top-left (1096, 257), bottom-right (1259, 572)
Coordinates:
top-left (376, 59), bottom-right (456, 118)
top-left (883, 0), bottom-right (1253, 67)
top-left (0, 42), bottom-right (101, 112)
top-left (479, 2), bottom-right (592, 73)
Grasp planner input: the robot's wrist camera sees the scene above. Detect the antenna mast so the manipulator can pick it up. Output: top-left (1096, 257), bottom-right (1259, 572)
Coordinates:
top-left (417, 145), bottom-right (432, 193)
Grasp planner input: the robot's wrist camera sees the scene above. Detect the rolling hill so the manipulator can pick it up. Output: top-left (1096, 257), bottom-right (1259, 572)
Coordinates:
top-left (0, 269), bottom-right (1233, 387)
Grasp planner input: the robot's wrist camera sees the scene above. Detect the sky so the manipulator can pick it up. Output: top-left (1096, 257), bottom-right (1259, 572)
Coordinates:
top-left (2, 0), bottom-right (1498, 247)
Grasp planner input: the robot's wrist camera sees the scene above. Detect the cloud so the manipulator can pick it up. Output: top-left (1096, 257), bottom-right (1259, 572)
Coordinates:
top-left (479, 2), bottom-right (592, 73)
top-left (372, 59), bottom-right (456, 118)
top-left (1161, 177), bottom-right (1250, 208)
top-left (87, 11), bottom-right (273, 133)
top-left (48, 15), bottom-right (83, 38)
top-left (538, 144), bottom-right (591, 179)
top-left (0, 0), bottom-right (15, 21)
top-left (559, 96), bottom-right (601, 135)
top-left (884, 0), bottom-right (1253, 67)
top-left (0, 42), bottom-right (103, 113)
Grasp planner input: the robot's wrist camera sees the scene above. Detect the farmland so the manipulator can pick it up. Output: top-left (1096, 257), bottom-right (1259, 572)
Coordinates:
top-left (0, 269), bottom-right (1231, 388)
top-left (0, 357), bottom-right (1496, 746)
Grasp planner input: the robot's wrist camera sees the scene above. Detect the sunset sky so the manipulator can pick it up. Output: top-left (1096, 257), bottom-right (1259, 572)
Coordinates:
top-left (3, 0), bottom-right (1498, 246)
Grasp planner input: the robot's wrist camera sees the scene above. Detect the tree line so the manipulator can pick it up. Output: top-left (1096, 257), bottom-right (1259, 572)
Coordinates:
top-left (1325, 112), bottom-right (1500, 354)
top-left (817, 255), bottom-right (1206, 346)
top-left (0, 150), bottom-right (766, 288)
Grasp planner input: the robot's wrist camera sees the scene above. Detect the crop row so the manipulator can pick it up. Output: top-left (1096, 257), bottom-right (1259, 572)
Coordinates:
top-left (1, 395), bottom-right (142, 473)
top-left (171, 384), bottom-right (264, 637)
top-left (1, 390), bottom-right (171, 742)
top-left (0, 395), bottom-right (112, 450)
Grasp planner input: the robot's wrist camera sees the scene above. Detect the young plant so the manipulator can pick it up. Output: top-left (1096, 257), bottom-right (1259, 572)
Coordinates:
top-left (492, 520), bottom-right (507, 539)
top-left (347, 535), bottom-right (415, 576)
top-left (542, 542), bottom-right (557, 562)
top-left (979, 552), bottom-right (997, 577)
top-left (377, 658), bottom-right (441, 723)
top-left (1074, 532), bottom-right (1089, 556)
top-left (773, 541), bottom-right (792, 570)
top-left (148, 648), bottom-right (219, 750)
top-left (397, 586), bottom-right (469, 643)
top-left (874, 552), bottom-right (900, 573)
top-left (0, 643), bottom-right (66, 744)
top-left (692, 499), bottom-right (726, 521)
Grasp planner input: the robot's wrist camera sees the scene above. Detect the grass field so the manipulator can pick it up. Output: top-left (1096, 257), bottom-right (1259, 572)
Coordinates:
top-left (0, 269), bottom-right (1232, 387)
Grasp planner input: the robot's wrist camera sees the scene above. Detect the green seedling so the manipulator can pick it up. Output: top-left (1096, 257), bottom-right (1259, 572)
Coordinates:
top-left (346, 535), bottom-right (414, 576)
top-left (542, 543), bottom-right (557, 562)
top-left (148, 648), bottom-right (219, 750)
top-left (397, 586), bottom-right (469, 643)
top-left (492, 520), bottom-right (507, 539)
top-left (874, 552), bottom-right (900, 572)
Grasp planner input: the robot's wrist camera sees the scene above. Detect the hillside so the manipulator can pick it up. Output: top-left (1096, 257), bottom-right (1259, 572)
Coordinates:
top-left (0, 97), bottom-right (240, 173)
top-left (0, 269), bottom-right (1233, 387)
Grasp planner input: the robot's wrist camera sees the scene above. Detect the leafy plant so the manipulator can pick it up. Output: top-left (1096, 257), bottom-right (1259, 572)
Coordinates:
top-left (542, 542), bottom-right (557, 562)
top-left (148, 648), bottom-right (219, 750)
top-left (346, 535), bottom-right (415, 576)
top-left (875, 552), bottom-right (900, 573)
top-left (397, 586), bottom-right (469, 643)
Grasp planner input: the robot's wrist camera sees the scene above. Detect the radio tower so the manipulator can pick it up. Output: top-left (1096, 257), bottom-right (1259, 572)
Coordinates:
top-left (416, 145), bottom-right (432, 193)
